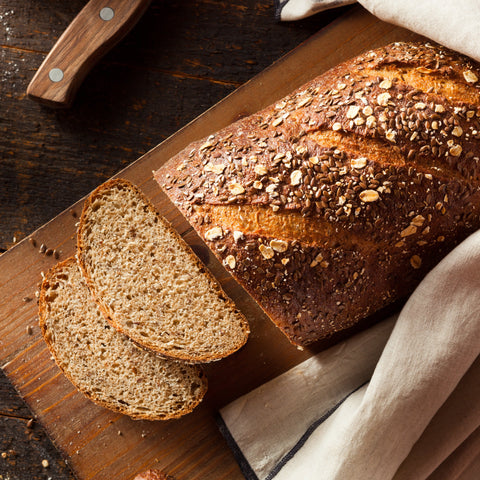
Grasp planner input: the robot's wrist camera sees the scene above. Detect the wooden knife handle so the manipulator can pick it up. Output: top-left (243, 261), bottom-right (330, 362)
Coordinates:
top-left (27, 0), bottom-right (151, 108)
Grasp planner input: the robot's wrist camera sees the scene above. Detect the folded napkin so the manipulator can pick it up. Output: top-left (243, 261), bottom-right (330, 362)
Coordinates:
top-left (276, 0), bottom-right (480, 63)
top-left (218, 230), bottom-right (480, 479)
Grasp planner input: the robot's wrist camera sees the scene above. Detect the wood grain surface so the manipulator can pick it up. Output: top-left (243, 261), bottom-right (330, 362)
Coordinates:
top-left (0, 2), bottom-right (421, 479)
top-left (0, 0), bottom-right (331, 252)
top-left (0, 1), bottom-right (333, 477)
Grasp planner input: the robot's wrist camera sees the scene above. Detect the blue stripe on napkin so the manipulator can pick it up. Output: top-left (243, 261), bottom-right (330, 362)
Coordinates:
top-left (216, 413), bottom-right (260, 480)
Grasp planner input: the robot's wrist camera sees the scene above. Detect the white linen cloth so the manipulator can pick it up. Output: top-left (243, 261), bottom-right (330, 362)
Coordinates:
top-left (218, 230), bottom-right (480, 479)
top-left (277, 0), bottom-right (480, 64)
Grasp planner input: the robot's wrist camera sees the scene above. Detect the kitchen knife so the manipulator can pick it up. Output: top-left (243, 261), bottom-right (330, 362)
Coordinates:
top-left (27, 0), bottom-right (151, 108)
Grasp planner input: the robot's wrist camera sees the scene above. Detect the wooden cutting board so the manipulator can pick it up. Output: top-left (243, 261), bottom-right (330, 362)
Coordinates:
top-left (0, 7), bottom-right (423, 480)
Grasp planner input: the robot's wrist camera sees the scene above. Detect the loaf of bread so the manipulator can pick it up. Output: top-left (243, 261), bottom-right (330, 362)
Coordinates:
top-left (39, 257), bottom-right (208, 420)
top-left (155, 42), bottom-right (480, 346)
top-left (77, 179), bottom-right (249, 363)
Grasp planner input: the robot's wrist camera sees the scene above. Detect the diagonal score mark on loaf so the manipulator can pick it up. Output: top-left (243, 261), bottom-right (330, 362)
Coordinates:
top-left (158, 42), bottom-right (480, 345)
top-left (188, 51), bottom-right (480, 246)
top-left (289, 75), bottom-right (480, 182)
top-left (360, 68), bottom-right (480, 104)
top-left (190, 130), bottom-right (480, 252)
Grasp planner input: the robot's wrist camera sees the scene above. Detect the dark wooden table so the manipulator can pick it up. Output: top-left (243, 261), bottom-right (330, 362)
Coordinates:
top-left (0, 1), bottom-right (352, 478)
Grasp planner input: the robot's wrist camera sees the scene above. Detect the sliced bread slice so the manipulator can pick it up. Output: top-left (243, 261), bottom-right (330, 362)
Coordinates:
top-left (77, 178), bottom-right (249, 363)
top-left (39, 257), bottom-right (208, 420)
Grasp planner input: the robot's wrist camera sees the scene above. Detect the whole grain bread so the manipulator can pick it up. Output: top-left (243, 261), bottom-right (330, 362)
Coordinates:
top-left (39, 257), bottom-right (207, 420)
top-left (77, 178), bottom-right (249, 363)
top-left (155, 42), bottom-right (480, 346)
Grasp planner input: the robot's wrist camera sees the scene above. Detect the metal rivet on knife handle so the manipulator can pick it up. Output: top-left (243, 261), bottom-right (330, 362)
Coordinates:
top-left (48, 68), bottom-right (64, 83)
top-left (99, 7), bottom-right (115, 21)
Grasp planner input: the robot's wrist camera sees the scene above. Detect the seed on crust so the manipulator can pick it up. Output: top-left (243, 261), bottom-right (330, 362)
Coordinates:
top-left (359, 189), bottom-right (379, 202)
top-left (224, 255), bottom-right (236, 269)
top-left (463, 70), bottom-right (478, 83)
top-left (233, 231), bottom-right (244, 242)
top-left (204, 162), bottom-right (226, 174)
top-left (270, 239), bottom-right (288, 253)
top-left (199, 141), bottom-right (213, 151)
top-left (254, 164), bottom-right (268, 175)
top-left (411, 215), bottom-right (425, 227)
top-left (205, 227), bottom-right (223, 241)
top-left (259, 244), bottom-right (274, 260)
top-left (228, 183), bottom-right (245, 195)
top-left (346, 105), bottom-right (360, 119)
top-left (377, 92), bottom-right (391, 106)
top-left (385, 130), bottom-right (396, 142)
top-left (351, 157), bottom-right (367, 169)
top-left (290, 170), bottom-right (302, 186)
top-left (452, 126), bottom-right (463, 137)
top-left (272, 117), bottom-right (283, 127)
top-left (310, 253), bottom-right (323, 268)
top-left (449, 144), bottom-right (463, 157)
top-left (362, 106), bottom-right (373, 116)
top-left (295, 145), bottom-right (308, 156)
top-left (410, 255), bottom-right (422, 269)
top-left (401, 225), bottom-right (417, 237)
top-left (379, 79), bottom-right (392, 89)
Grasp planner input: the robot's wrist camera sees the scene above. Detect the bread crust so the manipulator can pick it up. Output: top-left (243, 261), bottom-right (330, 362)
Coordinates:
top-left (77, 178), bottom-right (250, 363)
top-left (155, 42), bottom-right (480, 346)
top-left (39, 257), bottom-right (208, 421)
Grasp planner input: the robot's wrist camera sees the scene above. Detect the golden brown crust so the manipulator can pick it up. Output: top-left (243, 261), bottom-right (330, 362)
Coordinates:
top-left (39, 257), bottom-right (208, 421)
top-left (155, 42), bottom-right (480, 346)
top-left (77, 178), bottom-right (250, 363)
